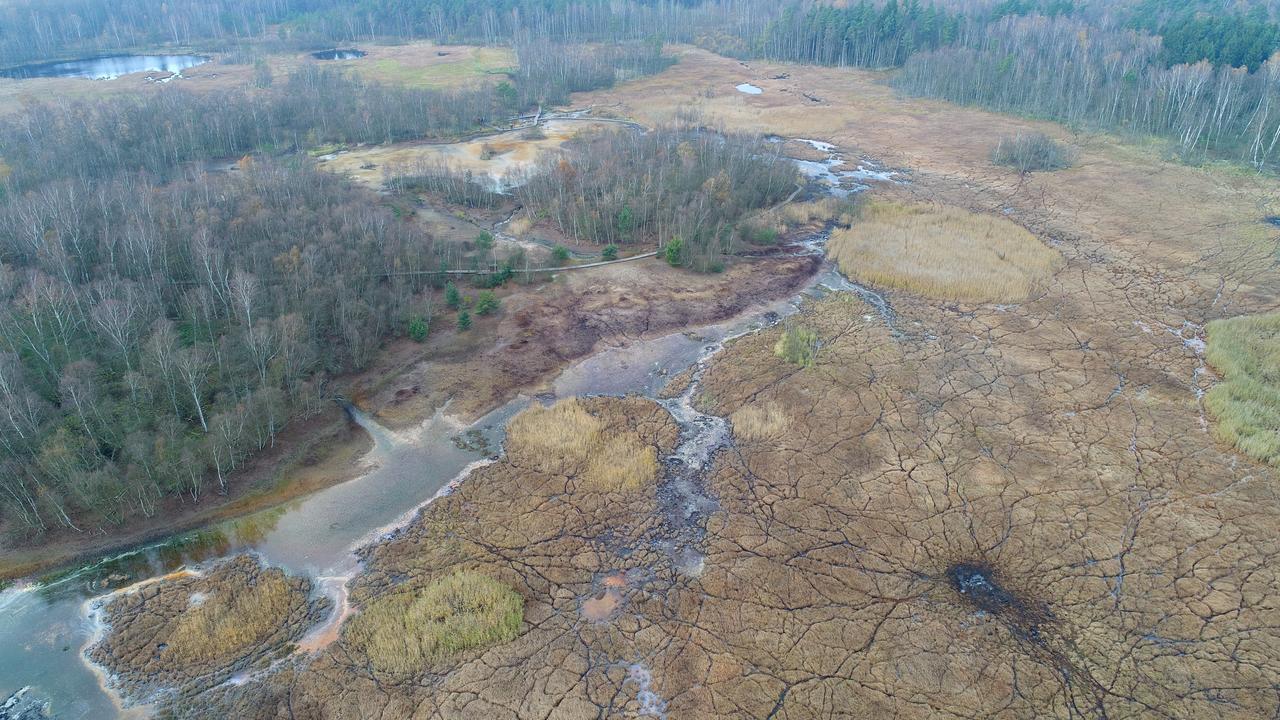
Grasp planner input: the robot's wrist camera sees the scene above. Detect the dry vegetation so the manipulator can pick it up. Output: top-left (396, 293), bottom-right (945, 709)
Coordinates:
top-left (744, 197), bottom-right (859, 239)
top-left (829, 200), bottom-right (1063, 303)
top-left (505, 398), bottom-right (660, 492)
top-left (343, 570), bottom-right (523, 674)
top-left (87, 50), bottom-right (1280, 720)
top-left (1206, 312), bottom-right (1280, 465)
top-left (320, 119), bottom-right (614, 188)
top-left (991, 132), bottom-right (1076, 172)
top-left (87, 555), bottom-right (328, 701)
top-left (729, 401), bottom-right (790, 443)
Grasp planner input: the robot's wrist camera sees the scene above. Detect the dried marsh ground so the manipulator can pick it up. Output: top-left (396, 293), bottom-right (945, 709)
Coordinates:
top-left (1206, 312), bottom-right (1280, 465)
top-left (343, 570), bottom-right (523, 674)
top-left (119, 50), bottom-right (1280, 719)
top-left (829, 200), bottom-right (1063, 303)
top-left (88, 555), bottom-right (328, 701)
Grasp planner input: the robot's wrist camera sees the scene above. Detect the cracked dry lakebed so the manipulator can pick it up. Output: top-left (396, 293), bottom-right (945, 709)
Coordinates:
top-left (6, 57), bottom-right (1280, 719)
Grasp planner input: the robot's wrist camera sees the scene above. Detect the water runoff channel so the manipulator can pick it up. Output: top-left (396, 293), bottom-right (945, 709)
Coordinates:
top-left (0, 134), bottom-right (898, 719)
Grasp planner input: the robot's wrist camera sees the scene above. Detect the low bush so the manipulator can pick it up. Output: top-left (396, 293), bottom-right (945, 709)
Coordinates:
top-left (775, 325), bottom-right (820, 368)
top-left (407, 316), bottom-right (429, 343)
top-left (664, 236), bottom-right (684, 266)
top-left (991, 132), bottom-right (1075, 172)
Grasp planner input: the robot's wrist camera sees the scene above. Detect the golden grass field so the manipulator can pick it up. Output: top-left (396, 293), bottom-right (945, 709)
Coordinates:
top-left (828, 200), bottom-right (1064, 303)
top-left (1206, 311), bottom-right (1280, 465)
top-left (344, 570), bottom-right (523, 674)
top-left (505, 398), bottom-right (660, 492)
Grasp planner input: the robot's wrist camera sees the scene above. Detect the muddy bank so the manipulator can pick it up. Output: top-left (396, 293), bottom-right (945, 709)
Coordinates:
top-left (361, 253), bottom-right (821, 426)
top-left (86, 554), bottom-right (329, 706)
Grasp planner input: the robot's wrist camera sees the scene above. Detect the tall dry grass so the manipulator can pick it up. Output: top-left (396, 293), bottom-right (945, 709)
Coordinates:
top-left (730, 402), bottom-right (791, 443)
top-left (1205, 312), bottom-right (1280, 466)
top-left (828, 200), bottom-right (1062, 303)
top-left (505, 399), bottom-right (659, 491)
top-left (345, 570), bottom-right (523, 674)
top-left (164, 569), bottom-right (299, 666)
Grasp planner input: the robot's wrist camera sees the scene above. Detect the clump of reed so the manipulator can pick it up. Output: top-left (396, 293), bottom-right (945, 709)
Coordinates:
top-left (828, 200), bottom-right (1062, 304)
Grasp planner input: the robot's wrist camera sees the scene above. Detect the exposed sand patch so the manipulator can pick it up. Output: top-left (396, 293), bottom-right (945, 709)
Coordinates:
top-left (319, 119), bottom-right (617, 188)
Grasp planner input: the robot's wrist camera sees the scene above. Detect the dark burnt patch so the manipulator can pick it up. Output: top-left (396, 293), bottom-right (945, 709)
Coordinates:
top-left (948, 562), bottom-right (1051, 642)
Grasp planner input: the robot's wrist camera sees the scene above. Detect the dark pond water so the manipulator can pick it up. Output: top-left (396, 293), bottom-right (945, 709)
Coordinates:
top-left (311, 49), bottom-right (366, 60)
top-left (0, 54), bottom-right (208, 80)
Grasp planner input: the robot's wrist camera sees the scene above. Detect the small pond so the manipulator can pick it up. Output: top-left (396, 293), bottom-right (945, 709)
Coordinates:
top-left (736, 83), bottom-right (763, 95)
top-left (0, 54), bottom-right (208, 80)
top-left (311, 49), bottom-right (367, 60)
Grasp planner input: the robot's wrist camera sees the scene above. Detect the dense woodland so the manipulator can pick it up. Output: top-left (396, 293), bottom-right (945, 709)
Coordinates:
top-left (515, 129), bottom-right (797, 270)
top-left (0, 164), bottom-right (440, 532)
top-left (3, 0), bottom-right (1280, 535)
top-left (0, 37), bottom-right (677, 536)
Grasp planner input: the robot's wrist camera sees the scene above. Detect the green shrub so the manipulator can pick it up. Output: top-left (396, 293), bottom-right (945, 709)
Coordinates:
top-left (475, 231), bottom-right (495, 251)
top-left (445, 281), bottom-right (461, 309)
top-left (475, 291), bottom-right (499, 316)
top-left (664, 236), bottom-right (684, 266)
top-left (407, 316), bottom-right (429, 343)
top-left (457, 310), bottom-right (472, 331)
top-left (551, 245), bottom-right (570, 264)
top-left (774, 325), bottom-right (820, 368)
top-left (991, 133), bottom-right (1075, 172)
top-left (602, 244), bottom-right (619, 261)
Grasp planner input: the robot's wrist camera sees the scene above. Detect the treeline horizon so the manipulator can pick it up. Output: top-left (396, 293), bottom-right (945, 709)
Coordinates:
top-left (6, 0), bottom-right (1280, 169)
top-left (0, 40), bottom-right (667, 191)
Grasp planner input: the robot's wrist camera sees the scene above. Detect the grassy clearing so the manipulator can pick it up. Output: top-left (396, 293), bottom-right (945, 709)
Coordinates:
top-left (505, 399), bottom-right (659, 491)
top-left (730, 402), bottom-right (790, 443)
top-left (828, 200), bottom-right (1062, 304)
top-left (345, 570), bottom-right (523, 674)
top-left (1206, 312), bottom-right (1280, 466)
top-left (367, 47), bottom-right (514, 89)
